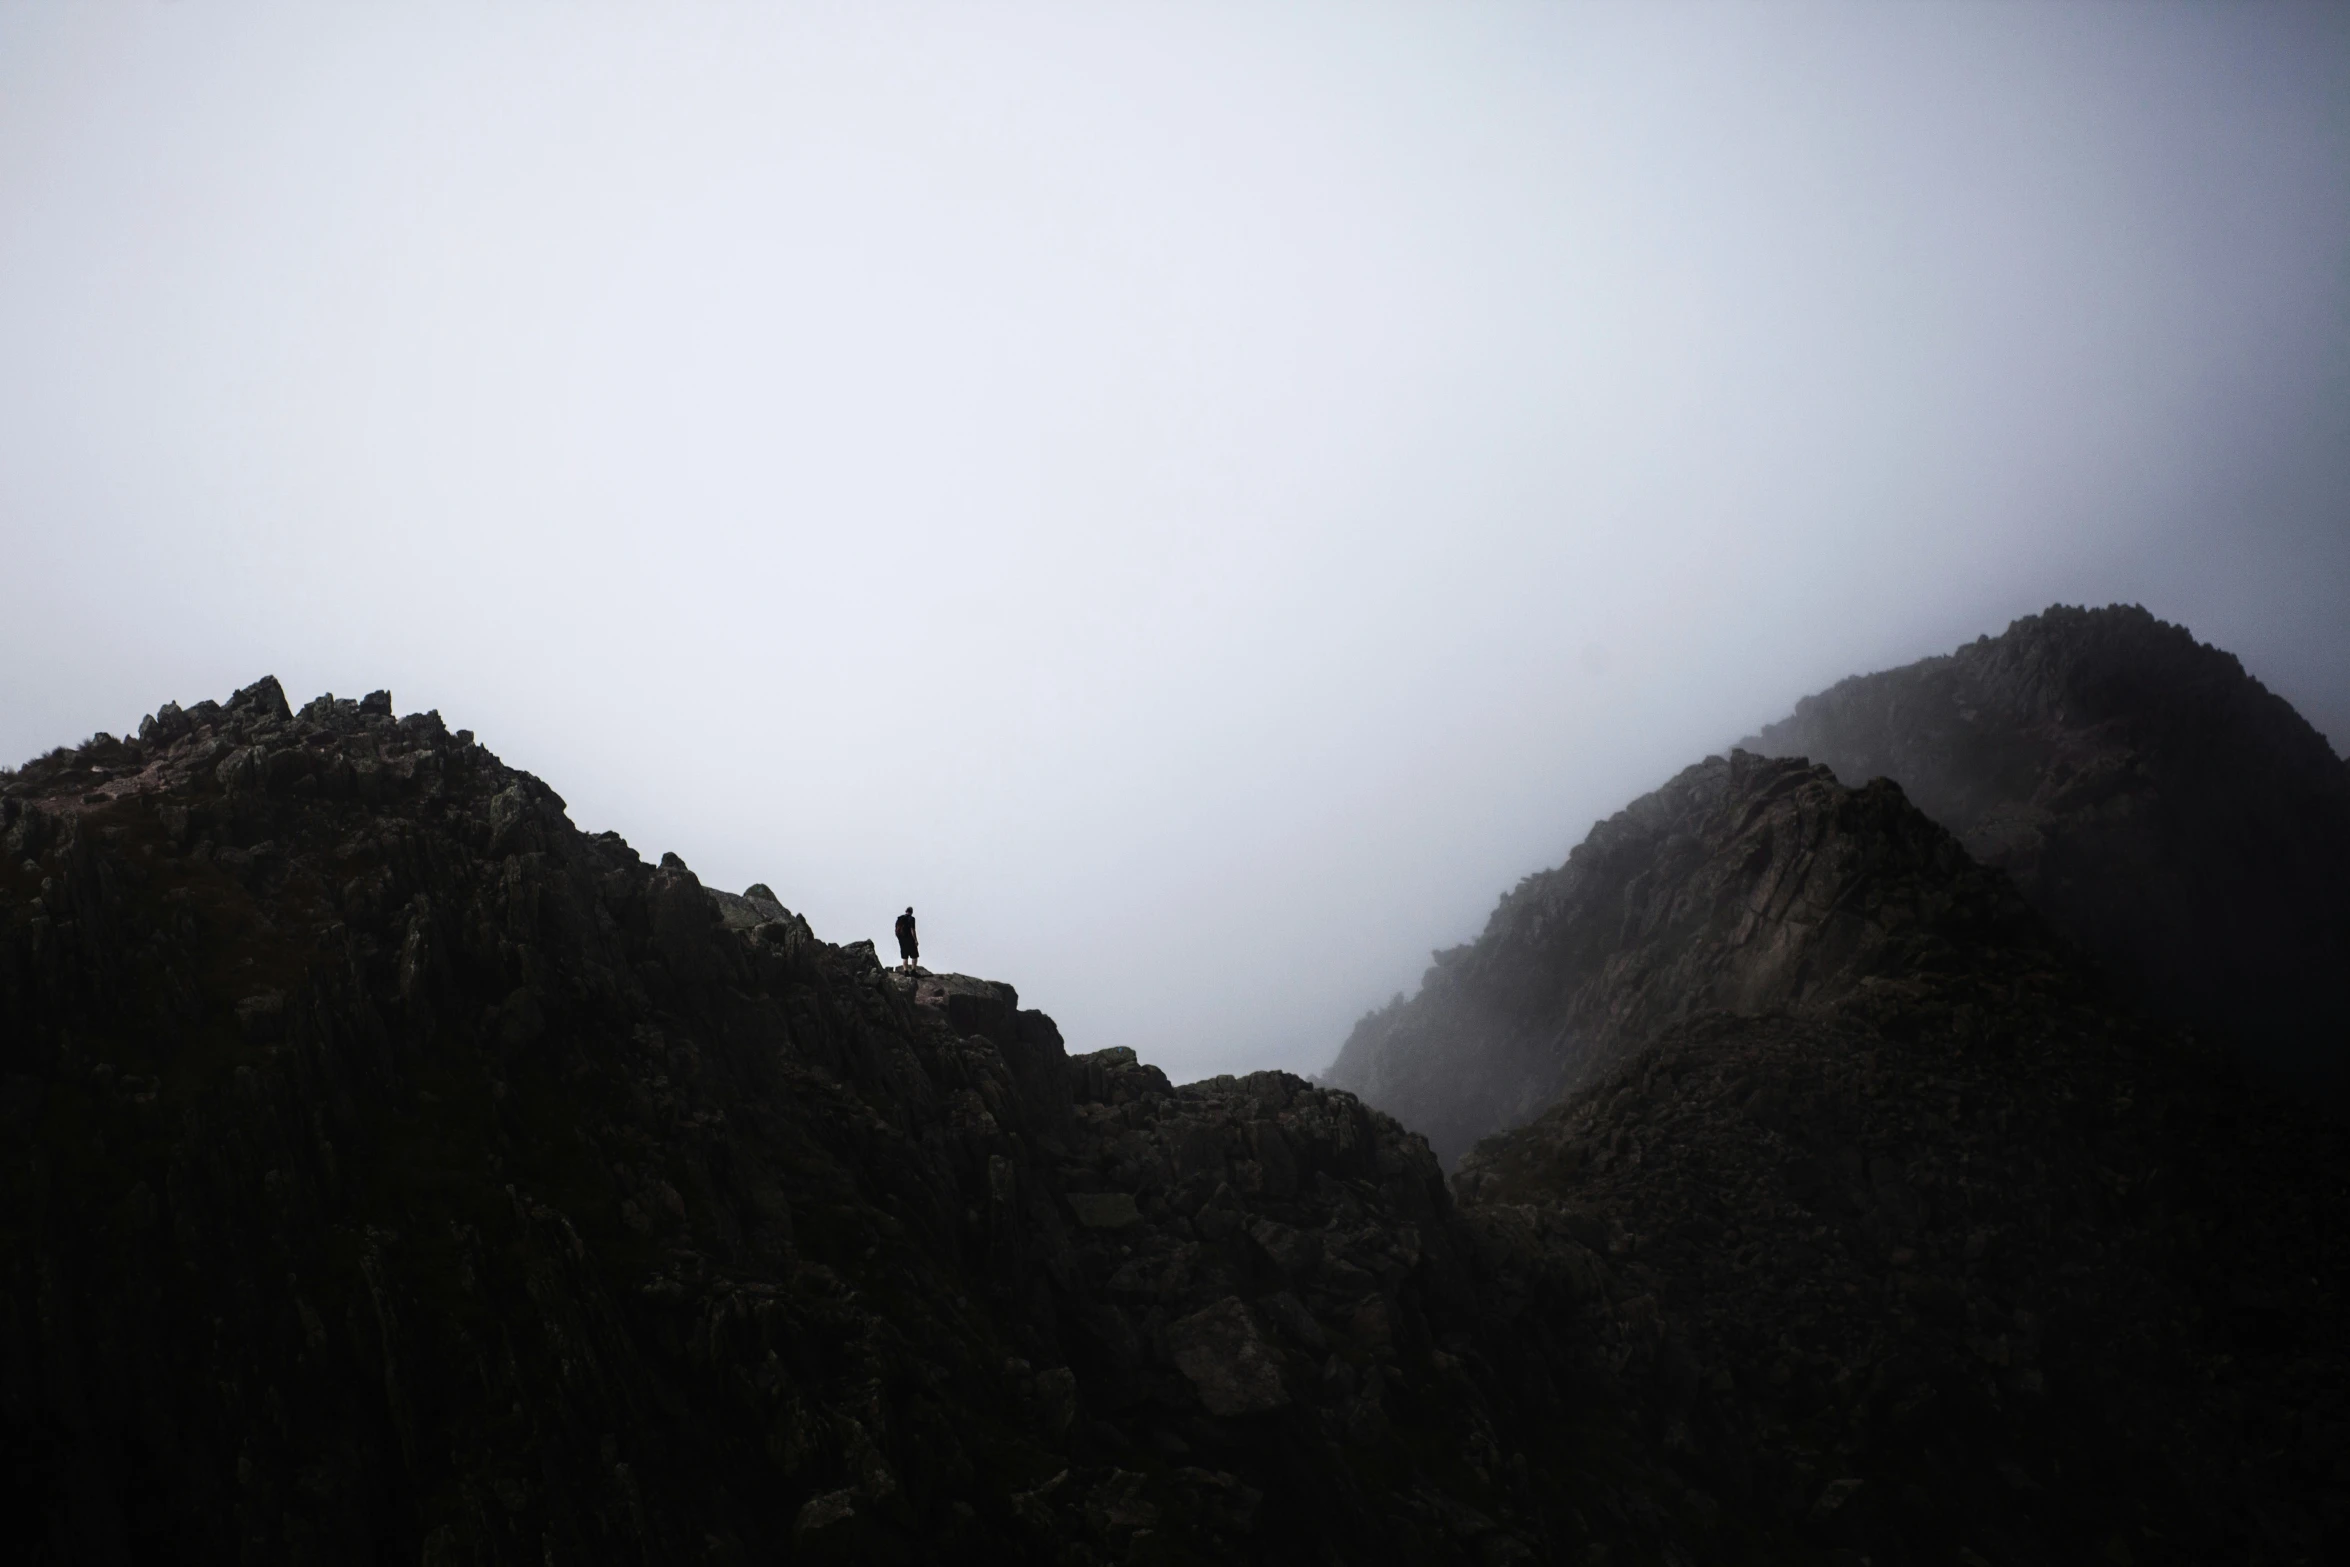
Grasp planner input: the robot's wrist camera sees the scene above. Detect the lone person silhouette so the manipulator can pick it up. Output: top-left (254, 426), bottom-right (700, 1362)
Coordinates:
top-left (894, 906), bottom-right (919, 973)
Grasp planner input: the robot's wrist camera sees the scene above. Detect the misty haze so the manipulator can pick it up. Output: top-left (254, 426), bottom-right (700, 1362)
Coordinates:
top-left (4, 4), bottom-right (2348, 1564)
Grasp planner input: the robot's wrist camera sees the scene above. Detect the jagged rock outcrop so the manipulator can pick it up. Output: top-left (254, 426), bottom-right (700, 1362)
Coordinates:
top-left (8, 670), bottom-right (2345, 1565)
top-left (0, 678), bottom-right (1588, 1564)
top-left (1323, 749), bottom-right (2037, 1165)
top-left (1310, 661), bottom-right (2350, 1560)
top-left (1454, 918), bottom-right (2350, 1563)
top-left (1743, 603), bottom-right (2350, 1090)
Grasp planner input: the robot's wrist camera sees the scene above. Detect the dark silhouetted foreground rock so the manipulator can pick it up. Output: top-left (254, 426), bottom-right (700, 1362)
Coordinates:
top-left (6, 671), bottom-right (2345, 1564)
top-left (1312, 644), bottom-right (2350, 1559)
top-left (1456, 957), bottom-right (2350, 1564)
top-left (0, 680), bottom-right (1578, 1564)
top-left (1744, 603), bottom-right (2350, 1091)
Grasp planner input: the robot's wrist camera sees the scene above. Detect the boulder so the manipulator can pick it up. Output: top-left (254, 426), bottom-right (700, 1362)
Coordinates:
top-left (1168, 1297), bottom-right (1290, 1417)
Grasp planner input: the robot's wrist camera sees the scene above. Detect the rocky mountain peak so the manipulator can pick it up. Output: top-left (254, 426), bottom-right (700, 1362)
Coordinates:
top-left (0, 677), bottom-right (1580, 1563)
top-left (1323, 748), bottom-right (2043, 1166)
top-left (1744, 603), bottom-right (2350, 1090)
top-left (8, 660), bottom-right (2345, 1564)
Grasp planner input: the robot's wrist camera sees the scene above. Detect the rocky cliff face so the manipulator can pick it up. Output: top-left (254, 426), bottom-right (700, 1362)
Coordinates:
top-left (1304, 620), bottom-right (2350, 1559)
top-left (1453, 935), bottom-right (2350, 1564)
top-left (0, 678), bottom-right (1579, 1564)
top-left (1322, 750), bottom-right (2037, 1166)
top-left (1743, 603), bottom-right (2350, 1091)
top-left (7, 671), bottom-right (2345, 1565)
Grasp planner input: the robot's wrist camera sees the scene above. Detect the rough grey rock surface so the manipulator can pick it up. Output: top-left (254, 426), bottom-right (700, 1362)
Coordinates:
top-left (0, 680), bottom-right (1568, 1565)
top-left (6, 672), bottom-right (2345, 1565)
top-left (1743, 603), bottom-right (2350, 1091)
top-left (1324, 749), bottom-right (2027, 1165)
top-left (1166, 1298), bottom-right (1289, 1418)
top-left (1454, 921), bottom-right (2350, 1564)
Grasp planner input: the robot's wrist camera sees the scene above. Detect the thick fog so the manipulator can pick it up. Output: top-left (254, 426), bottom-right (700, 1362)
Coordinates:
top-left (4, 2), bottom-right (2346, 1080)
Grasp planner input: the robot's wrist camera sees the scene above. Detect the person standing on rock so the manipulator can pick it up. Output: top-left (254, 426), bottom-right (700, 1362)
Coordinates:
top-left (895, 906), bottom-right (919, 972)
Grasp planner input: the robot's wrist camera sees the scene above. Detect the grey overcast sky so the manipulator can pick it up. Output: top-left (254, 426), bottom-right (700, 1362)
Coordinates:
top-left (3, 2), bottom-right (2346, 1080)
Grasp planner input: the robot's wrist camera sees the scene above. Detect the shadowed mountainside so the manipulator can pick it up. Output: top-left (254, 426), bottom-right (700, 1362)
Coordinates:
top-left (5, 672), bottom-right (2345, 1564)
top-left (1453, 927), bottom-right (2349, 1564)
top-left (1326, 606), bottom-right (2350, 1169)
top-left (1322, 751), bottom-right (2033, 1167)
top-left (1743, 603), bottom-right (2350, 1090)
top-left (0, 678), bottom-right (1581, 1565)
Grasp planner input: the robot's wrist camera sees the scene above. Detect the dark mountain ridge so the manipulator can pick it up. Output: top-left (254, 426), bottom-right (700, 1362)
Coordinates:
top-left (5, 660), bottom-right (2345, 1564)
top-left (1743, 603), bottom-right (2350, 1090)
top-left (1327, 605), bottom-right (2350, 1168)
top-left (1451, 883), bottom-right (2349, 1564)
top-left (0, 679), bottom-right (1568, 1564)
top-left (1322, 751), bottom-right (2040, 1167)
